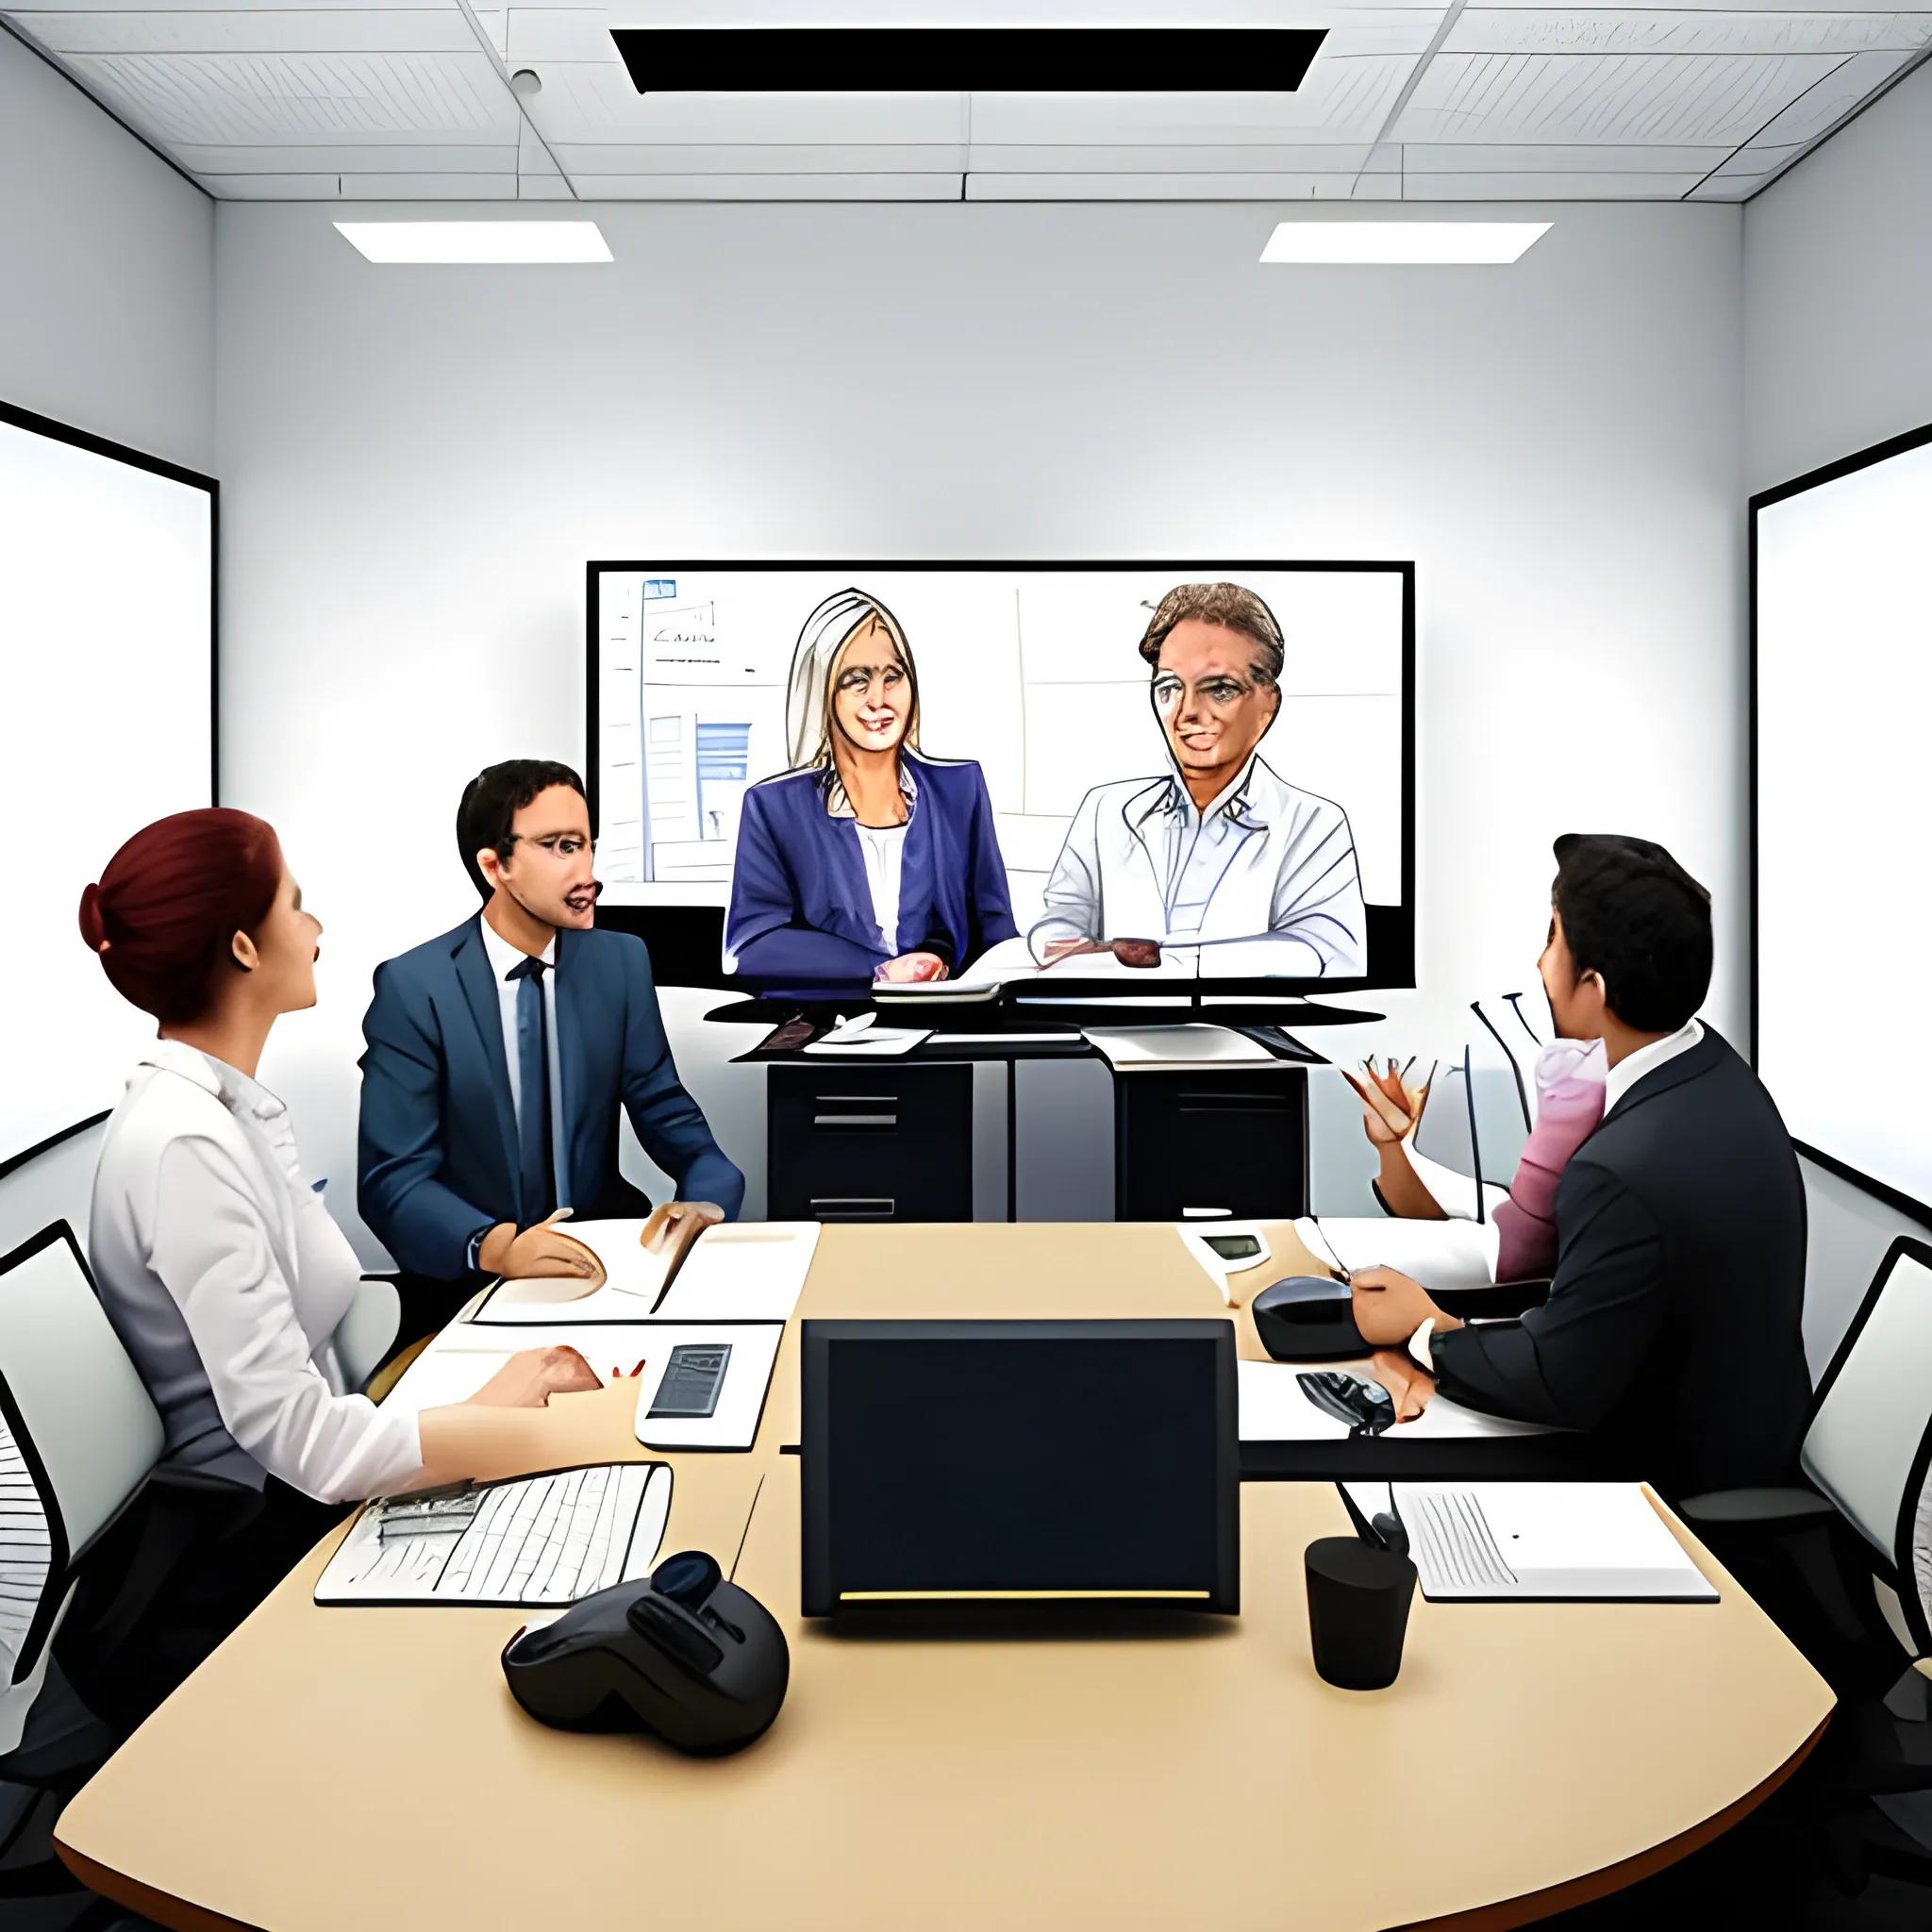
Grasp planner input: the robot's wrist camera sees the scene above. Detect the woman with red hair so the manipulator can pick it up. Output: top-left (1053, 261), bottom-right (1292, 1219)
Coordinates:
top-left (80, 809), bottom-right (601, 1710)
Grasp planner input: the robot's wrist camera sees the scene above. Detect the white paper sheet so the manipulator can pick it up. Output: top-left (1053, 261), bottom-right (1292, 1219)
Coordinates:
top-left (653, 1223), bottom-right (821, 1322)
top-left (1392, 1482), bottom-right (1716, 1601)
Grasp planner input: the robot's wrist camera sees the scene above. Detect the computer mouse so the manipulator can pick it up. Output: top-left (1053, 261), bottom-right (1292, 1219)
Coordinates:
top-left (501, 1549), bottom-right (789, 1756)
top-left (1251, 1275), bottom-right (1372, 1363)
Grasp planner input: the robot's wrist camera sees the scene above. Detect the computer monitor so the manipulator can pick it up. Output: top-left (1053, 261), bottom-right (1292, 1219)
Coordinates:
top-left (799, 1318), bottom-right (1239, 1616)
top-left (588, 561), bottom-right (1414, 994)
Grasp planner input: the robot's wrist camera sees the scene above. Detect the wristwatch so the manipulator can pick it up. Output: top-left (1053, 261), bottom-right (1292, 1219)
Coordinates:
top-left (1407, 1317), bottom-right (1439, 1375)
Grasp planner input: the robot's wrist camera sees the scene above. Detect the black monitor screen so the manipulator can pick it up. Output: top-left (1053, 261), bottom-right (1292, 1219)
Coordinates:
top-left (800, 1320), bottom-right (1238, 1614)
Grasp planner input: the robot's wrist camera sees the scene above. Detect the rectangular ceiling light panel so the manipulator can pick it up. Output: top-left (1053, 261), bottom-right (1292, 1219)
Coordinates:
top-left (334, 222), bottom-right (613, 263)
top-left (1260, 221), bottom-right (1551, 264)
top-left (610, 26), bottom-right (1326, 92)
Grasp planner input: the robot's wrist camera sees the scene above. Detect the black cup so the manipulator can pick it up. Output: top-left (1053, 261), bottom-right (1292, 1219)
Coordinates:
top-left (1305, 1537), bottom-right (1417, 1690)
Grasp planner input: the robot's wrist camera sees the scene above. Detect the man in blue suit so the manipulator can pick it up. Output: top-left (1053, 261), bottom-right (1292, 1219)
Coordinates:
top-left (358, 759), bottom-right (743, 1314)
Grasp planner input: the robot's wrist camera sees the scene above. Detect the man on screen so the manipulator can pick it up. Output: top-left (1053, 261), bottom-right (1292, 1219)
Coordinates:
top-left (1027, 582), bottom-right (1366, 976)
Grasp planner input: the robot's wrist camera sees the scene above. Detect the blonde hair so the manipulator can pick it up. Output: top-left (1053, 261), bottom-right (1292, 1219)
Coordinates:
top-left (785, 589), bottom-right (922, 771)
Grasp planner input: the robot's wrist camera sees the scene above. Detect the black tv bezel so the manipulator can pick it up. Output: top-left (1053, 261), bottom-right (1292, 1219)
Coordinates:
top-left (1749, 418), bottom-right (1932, 1228)
top-left (798, 1317), bottom-right (1241, 1617)
top-left (585, 558), bottom-right (1416, 996)
top-left (0, 398), bottom-right (219, 1179)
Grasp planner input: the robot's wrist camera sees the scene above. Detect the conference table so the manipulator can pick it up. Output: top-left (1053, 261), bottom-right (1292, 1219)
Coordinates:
top-left (56, 1223), bottom-right (1833, 1931)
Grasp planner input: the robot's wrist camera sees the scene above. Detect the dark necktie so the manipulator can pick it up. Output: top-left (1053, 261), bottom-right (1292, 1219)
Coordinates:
top-left (506, 957), bottom-right (554, 1224)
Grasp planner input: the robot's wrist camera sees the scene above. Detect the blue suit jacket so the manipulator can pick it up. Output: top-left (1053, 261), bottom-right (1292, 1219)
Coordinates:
top-left (724, 753), bottom-right (1018, 981)
top-left (358, 917), bottom-right (745, 1279)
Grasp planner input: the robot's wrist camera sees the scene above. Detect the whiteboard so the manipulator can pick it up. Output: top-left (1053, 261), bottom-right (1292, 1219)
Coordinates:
top-left (1757, 431), bottom-right (1932, 1209)
top-left (0, 409), bottom-right (214, 1170)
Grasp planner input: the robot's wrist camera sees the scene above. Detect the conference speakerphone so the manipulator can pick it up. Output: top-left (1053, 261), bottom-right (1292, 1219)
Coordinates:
top-left (799, 1319), bottom-right (1240, 1617)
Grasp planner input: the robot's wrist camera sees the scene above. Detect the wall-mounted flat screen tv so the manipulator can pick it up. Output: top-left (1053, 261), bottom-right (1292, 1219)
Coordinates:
top-left (589, 562), bottom-right (1413, 994)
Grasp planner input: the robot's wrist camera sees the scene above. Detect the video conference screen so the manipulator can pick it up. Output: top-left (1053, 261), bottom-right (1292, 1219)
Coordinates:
top-left (1756, 427), bottom-right (1932, 1210)
top-left (0, 404), bottom-right (214, 1169)
top-left (590, 562), bottom-right (1412, 990)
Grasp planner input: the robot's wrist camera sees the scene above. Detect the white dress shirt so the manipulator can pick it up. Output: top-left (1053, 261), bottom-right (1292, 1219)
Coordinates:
top-left (477, 915), bottom-right (571, 1214)
top-left (90, 1041), bottom-right (423, 1505)
top-left (1604, 1018), bottom-right (1703, 1112)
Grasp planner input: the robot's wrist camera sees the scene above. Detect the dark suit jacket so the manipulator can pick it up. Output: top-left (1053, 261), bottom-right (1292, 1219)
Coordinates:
top-left (1432, 1025), bottom-right (1810, 1499)
top-left (724, 751), bottom-right (1017, 981)
top-left (357, 917), bottom-right (745, 1280)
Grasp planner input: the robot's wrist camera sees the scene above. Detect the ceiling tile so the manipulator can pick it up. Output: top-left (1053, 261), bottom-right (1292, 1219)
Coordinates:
top-left (1391, 49), bottom-right (1849, 142)
top-left (1443, 9), bottom-right (1932, 54)
top-left (8, 9), bottom-right (479, 56)
top-left (65, 48), bottom-right (522, 143)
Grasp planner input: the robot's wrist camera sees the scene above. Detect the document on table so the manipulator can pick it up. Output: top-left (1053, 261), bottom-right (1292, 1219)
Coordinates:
top-left (1083, 1024), bottom-right (1279, 1073)
top-left (653, 1222), bottom-right (820, 1322)
top-left (381, 1321), bottom-right (784, 1452)
top-left (471, 1218), bottom-right (673, 1324)
top-left (1298, 1216), bottom-right (1502, 1295)
top-left (1370, 1481), bottom-right (1717, 1602)
top-left (315, 1462), bottom-right (671, 1607)
top-left (1238, 1360), bottom-right (1551, 1442)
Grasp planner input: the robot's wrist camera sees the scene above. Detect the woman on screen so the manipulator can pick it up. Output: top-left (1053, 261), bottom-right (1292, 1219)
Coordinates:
top-left (724, 589), bottom-right (1017, 982)
top-left (77, 809), bottom-right (605, 1721)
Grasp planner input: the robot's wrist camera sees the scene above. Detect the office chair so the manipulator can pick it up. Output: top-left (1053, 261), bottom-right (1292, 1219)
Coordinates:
top-left (0, 1223), bottom-right (164, 1912)
top-left (1679, 1238), bottom-right (1932, 1892)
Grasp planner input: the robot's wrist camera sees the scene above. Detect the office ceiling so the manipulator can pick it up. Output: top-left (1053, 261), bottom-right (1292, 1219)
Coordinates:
top-left (5, 0), bottom-right (1928, 204)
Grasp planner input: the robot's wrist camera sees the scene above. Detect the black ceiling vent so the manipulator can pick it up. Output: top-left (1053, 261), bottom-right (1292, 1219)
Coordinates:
top-left (610, 26), bottom-right (1327, 93)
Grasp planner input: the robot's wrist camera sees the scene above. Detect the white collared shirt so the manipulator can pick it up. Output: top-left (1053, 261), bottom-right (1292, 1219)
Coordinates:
top-left (1603, 1018), bottom-right (1705, 1114)
top-left (477, 915), bottom-right (571, 1213)
top-left (89, 1041), bottom-right (423, 1504)
top-left (1159, 757), bottom-right (1266, 940)
top-left (853, 821), bottom-right (908, 953)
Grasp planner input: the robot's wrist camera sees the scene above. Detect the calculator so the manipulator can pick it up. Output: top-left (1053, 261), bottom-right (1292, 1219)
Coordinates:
top-left (647, 1343), bottom-right (733, 1420)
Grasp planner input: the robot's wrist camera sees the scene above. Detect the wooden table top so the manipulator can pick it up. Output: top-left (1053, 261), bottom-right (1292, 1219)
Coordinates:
top-left (56, 1223), bottom-right (1832, 1932)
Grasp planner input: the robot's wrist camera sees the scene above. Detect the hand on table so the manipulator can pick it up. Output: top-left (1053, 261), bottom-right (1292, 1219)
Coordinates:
top-left (641, 1199), bottom-right (724, 1265)
top-left (478, 1210), bottom-right (602, 1282)
top-left (1368, 1349), bottom-right (1437, 1424)
top-left (874, 951), bottom-right (948, 984)
top-left (1349, 1265), bottom-right (1451, 1348)
top-left (465, 1344), bottom-right (603, 1408)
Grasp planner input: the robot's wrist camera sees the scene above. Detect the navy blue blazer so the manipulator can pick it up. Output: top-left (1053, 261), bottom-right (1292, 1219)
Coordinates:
top-left (724, 752), bottom-right (1018, 981)
top-left (358, 917), bottom-right (744, 1280)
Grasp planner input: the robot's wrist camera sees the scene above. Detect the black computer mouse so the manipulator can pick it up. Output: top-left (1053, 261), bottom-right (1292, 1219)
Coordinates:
top-left (1251, 1274), bottom-right (1372, 1363)
top-left (501, 1550), bottom-right (789, 1756)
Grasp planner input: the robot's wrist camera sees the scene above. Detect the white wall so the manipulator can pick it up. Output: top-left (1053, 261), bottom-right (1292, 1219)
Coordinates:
top-left (1743, 58), bottom-right (1932, 495)
top-left (0, 31), bottom-right (213, 1257)
top-left (212, 199), bottom-right (1745, 1262)
top-left (0, 28), bottom-right (213, 471)
top-left (1742, 56), bottom-right (1932, 1359)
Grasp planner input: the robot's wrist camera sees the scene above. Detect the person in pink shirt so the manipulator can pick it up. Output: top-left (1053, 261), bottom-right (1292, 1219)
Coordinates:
top-left (1349, 1034), bottom-right (1607, 1282)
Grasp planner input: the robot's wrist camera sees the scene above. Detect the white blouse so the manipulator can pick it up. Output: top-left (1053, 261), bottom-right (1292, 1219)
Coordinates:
top-left (89, 1041), bottom-right (423, 1506)
top-left (853, 820), bottom-right (908, 954)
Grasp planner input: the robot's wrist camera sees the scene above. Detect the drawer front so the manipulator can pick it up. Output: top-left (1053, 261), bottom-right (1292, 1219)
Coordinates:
top-left (768, 1063), bottom-right (974, 1222)
top-left (1115, 1069), bottom-right (1307, 1222)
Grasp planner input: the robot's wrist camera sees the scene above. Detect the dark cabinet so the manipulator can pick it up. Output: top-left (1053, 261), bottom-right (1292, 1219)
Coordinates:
top-left (1113, 1069), bottom-right (1307, 1222)
top-left (767, 1063), bottom-right (974, 1223)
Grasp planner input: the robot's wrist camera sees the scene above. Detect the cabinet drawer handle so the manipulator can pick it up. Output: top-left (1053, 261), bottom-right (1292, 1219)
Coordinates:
top-left (810, 1197), bottom-right (896, 1219)
top-left (813, 1113), bottom-right (898, 1128)
top-left (1181, 1207), bottom-right (1233, 1220)
top-left (816, 1093), bottom-right (897, 1105)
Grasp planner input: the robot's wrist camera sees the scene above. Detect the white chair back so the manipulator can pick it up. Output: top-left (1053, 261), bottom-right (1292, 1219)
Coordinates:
top-left (1803, 1238), bottom-right (1932, 1566)
top-left (0, 1224), bottom-right (162, 1576)
top-left (333, 1278), bottom-right (401, 1393)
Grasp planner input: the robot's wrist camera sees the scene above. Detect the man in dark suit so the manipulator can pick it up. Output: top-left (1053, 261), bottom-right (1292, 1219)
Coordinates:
top-left (1354, 834), bottom-right (1810, 1501)
top-left (358, 760), bottom-right (744, 1319)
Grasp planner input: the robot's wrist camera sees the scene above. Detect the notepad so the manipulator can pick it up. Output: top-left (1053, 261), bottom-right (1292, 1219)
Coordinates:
top-left (316, 1462), bottom-right (671, 1607)
top-left (1385, 1482), bottom-right (1717, 1602)
top-left (653, 1223), bottom-right (821, 1322)
top-left (1083, 1024), bottom-right (1278, 1073)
